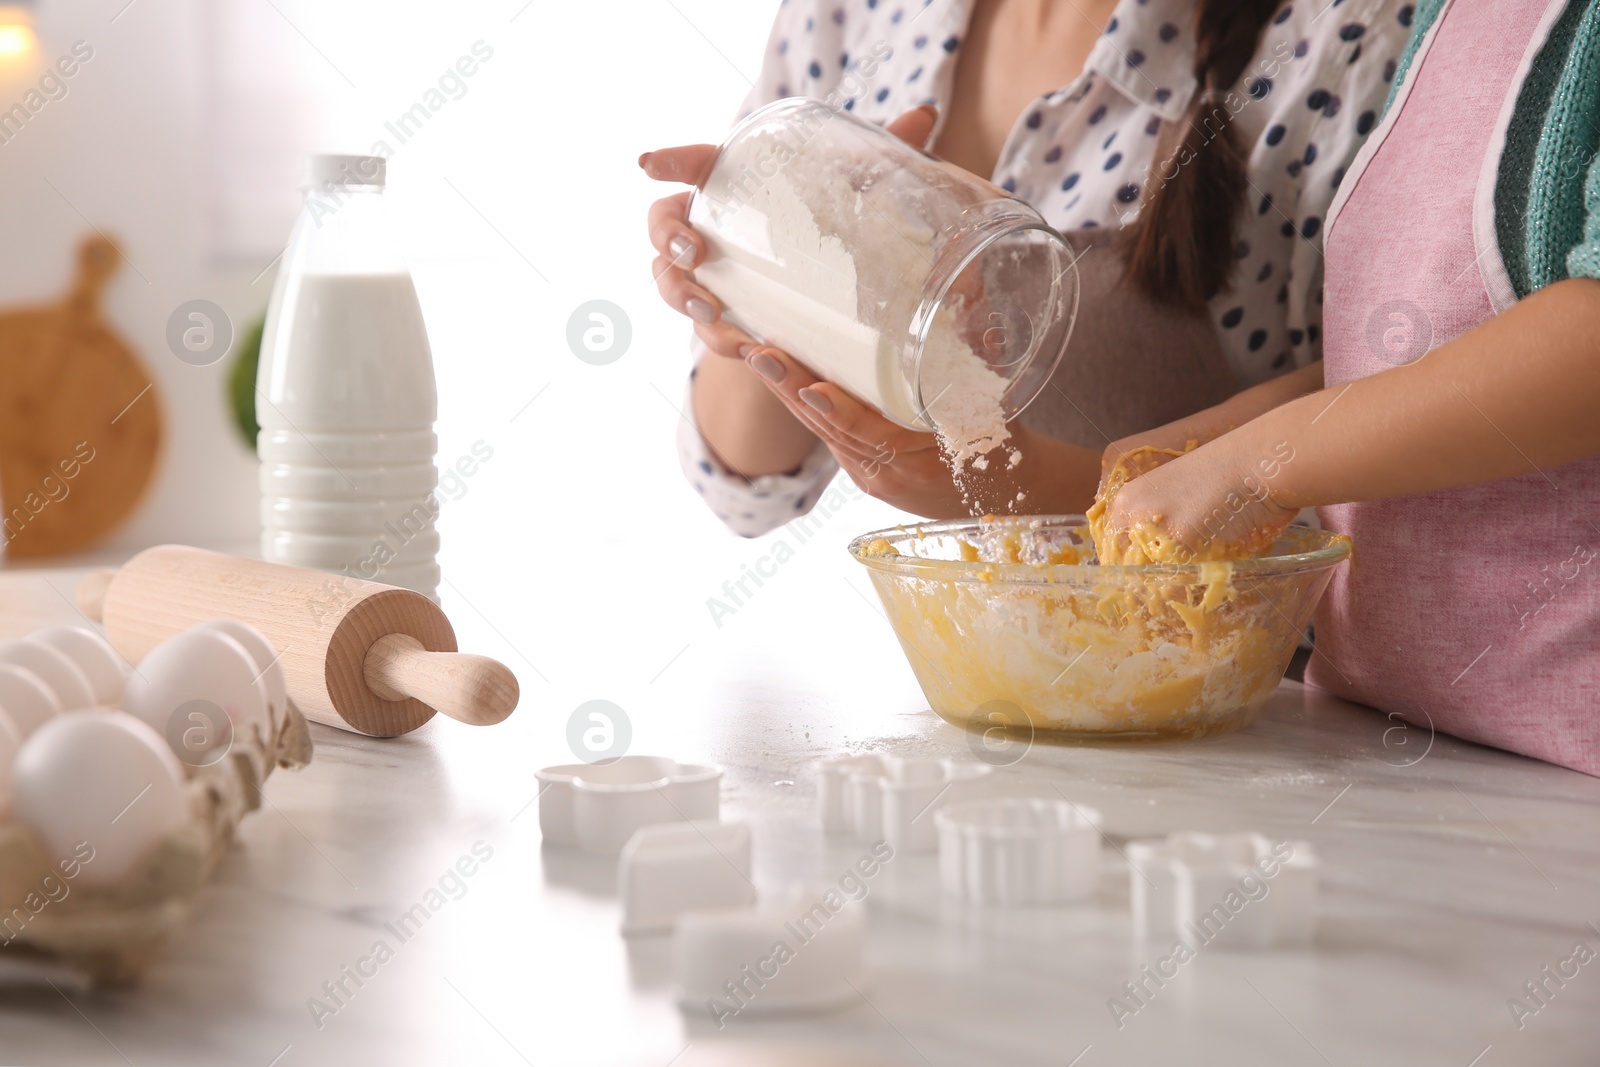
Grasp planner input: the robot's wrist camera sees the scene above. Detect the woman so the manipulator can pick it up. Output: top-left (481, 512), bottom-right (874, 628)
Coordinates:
top-left (1097, 0), bottom-right (1600, 775)
top-left (645, 0), bottom-right (1411, 534)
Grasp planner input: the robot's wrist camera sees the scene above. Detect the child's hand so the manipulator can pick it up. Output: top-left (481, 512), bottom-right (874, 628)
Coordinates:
top-left (1098, 364), bottom-right (1329, 493)
top-left (1099, 426), bottom-right (1203, 491)
top-left (1102, 433), bottom-right (1300, 563)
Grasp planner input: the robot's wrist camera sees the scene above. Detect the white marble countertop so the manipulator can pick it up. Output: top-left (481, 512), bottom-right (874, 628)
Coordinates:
top-left (1, 560), bottom-right (1598, 1067)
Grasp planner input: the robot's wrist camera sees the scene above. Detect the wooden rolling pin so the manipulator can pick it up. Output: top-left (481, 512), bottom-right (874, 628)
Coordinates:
top-left (76, 545), bottom-right (518, 737)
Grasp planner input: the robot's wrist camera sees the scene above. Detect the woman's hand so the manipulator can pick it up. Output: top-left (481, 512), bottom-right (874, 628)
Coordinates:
top-left (743, 342), bottom-right (1104, 519)
top-left (740, 343), bottom-right (975, 517)
top-left (1100, 427), bottom-right (1300, 562)
top-left (639, 143), bottom-right (753, 359)
top-left (639, 106), bottom-right (939, 357)
top-left (640, 105), bottom-right (957, 491)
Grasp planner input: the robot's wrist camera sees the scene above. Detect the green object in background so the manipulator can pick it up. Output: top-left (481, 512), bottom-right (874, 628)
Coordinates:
top-left (228, 314), bottom-right (264, 447)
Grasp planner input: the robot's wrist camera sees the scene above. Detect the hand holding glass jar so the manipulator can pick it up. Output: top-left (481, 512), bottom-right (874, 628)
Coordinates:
top-left (641, 101), bottom-right (1080, 513)
top-left (642, 108), bottom-right (949, 504)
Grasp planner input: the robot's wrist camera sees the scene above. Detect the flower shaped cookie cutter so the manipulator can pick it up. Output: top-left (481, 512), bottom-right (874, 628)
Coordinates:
top-left (935, 797), bottom-right (1102, 905)
top-left (1126, 831), bottom-right (1317, 949)
top-left (536, 755), bottom-right (722, 855)
top-left (817, 754), bottom-right (992, 851)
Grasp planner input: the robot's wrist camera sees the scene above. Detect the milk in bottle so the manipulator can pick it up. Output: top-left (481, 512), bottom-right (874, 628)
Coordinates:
top-left (256, 154), bottom-right (441, 599)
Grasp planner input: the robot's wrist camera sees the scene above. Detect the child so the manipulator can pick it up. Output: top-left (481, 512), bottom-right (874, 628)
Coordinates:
top-left (1099, 0), bottom-right (1600, 775)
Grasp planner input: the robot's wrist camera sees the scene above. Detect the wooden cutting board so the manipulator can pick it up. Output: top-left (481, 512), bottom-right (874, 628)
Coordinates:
top-left (0, 235), bottom-right (162, 557)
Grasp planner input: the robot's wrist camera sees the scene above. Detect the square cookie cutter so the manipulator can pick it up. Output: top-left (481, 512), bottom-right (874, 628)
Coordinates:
top-left (1126, 831), bottom-right (1317, 948)
top-left (619, 820), bottom-right (756, 935)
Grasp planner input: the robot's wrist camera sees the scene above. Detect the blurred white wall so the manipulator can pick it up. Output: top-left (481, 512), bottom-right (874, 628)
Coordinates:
top-left (0, 0), bottom-right (236, 551)
top-left (0, 0), bottom-right (920, 702)
top-left (0, 0), bottom-right (836, 552)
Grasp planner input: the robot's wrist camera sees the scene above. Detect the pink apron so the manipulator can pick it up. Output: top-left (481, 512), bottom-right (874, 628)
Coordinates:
top-left (1309, 0), bottom-right (1600, 775)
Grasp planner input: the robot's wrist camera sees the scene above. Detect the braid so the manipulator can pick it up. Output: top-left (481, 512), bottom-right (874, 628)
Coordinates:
top-left (1124, 0), bottom-right (1280, 310)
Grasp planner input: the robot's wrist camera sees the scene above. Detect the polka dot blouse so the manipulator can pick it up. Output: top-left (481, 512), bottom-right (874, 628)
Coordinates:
top-left (680, 0), bottom-right (1412, 538)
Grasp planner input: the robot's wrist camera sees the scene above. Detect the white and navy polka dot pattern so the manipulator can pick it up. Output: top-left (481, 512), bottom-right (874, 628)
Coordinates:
top-left (681, 0), bottom-right (1410, 537)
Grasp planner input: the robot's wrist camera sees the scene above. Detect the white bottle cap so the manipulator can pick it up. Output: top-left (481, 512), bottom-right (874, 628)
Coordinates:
top-left (301, 153), bottom-right (386, 190)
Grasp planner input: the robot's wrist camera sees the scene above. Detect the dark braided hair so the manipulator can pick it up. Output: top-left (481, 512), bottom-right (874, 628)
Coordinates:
top-left (1124, 0), bottom-right (1282, 310)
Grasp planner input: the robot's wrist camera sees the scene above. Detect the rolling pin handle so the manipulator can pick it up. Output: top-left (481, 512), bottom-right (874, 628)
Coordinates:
top-left (363, 633), bottom-right (519, 727)
top-left (76, 568), bottom-right (117, 623)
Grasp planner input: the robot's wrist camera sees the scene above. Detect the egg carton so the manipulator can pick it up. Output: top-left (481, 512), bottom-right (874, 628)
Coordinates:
top-left (936, 798), bottom-right (1102, 906)
top-left (1126, 831), bottom-right (1317, 949)
top-left (817, 754), bottom-right (992, 852)
top-left (537, 755), bottom-right (722, 855)
top-left (0, 627), bottom-right (313, 987)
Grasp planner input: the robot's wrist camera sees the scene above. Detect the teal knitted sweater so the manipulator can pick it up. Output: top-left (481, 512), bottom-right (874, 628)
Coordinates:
top-left (1388, 0), bottom-right (1600, 297)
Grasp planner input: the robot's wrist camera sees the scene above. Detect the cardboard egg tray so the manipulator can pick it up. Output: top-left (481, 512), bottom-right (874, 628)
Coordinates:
top-left (0, 704), bottom-right (312, 986)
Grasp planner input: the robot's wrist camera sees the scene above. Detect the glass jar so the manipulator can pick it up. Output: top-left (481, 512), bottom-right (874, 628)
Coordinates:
top-left (687, 98), bottom-right (1079, 446)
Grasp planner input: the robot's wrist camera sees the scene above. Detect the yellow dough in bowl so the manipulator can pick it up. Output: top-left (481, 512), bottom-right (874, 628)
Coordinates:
top-left (850, 516), bottom-right (1350, 741)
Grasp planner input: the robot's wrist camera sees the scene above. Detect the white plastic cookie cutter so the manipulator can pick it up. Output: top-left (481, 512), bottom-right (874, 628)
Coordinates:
top-left (536, 755), bottom-right (722, 854)
top-left (936, 798), bottom-right (1102, 905)
top-left (674, 886), bottom-right (865, 1018)
top-left (817, 754), bottom-right (992, 851)
top-left (1126, 832), bottom-right (1317, 949)
top-left (619, 820), bottom-right (756, 935)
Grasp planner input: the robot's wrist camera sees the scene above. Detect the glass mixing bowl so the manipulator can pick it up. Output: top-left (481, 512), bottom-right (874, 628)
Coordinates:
top-left (848, 516), bottom-right (1352, 742)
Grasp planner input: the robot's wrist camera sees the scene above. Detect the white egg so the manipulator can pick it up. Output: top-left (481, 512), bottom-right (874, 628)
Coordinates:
top-left (0, 707), bottom-right (20, 816)
top-left (0, 664), bottom-right (64, 738)
top-left (31, 626), bottom-right (129, 705)
top-left (11, 710), bottom-right (188, 887)
top-left (0, 641), bottom-right (95, 711)
top-left (122, 628), bottom-right (270, 770)
top-left (198, 620), bottom-right (287, 733)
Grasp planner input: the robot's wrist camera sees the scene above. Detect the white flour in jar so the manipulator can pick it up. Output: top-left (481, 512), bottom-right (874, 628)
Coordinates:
top-left (916, 305), bottom-right (1014, 468)
top-left (694, 148), bottom-right (1019, 479)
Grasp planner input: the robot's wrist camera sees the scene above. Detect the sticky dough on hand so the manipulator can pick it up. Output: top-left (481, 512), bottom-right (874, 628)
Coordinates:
top-left (1087, 444), bottom-right (1280, 566)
